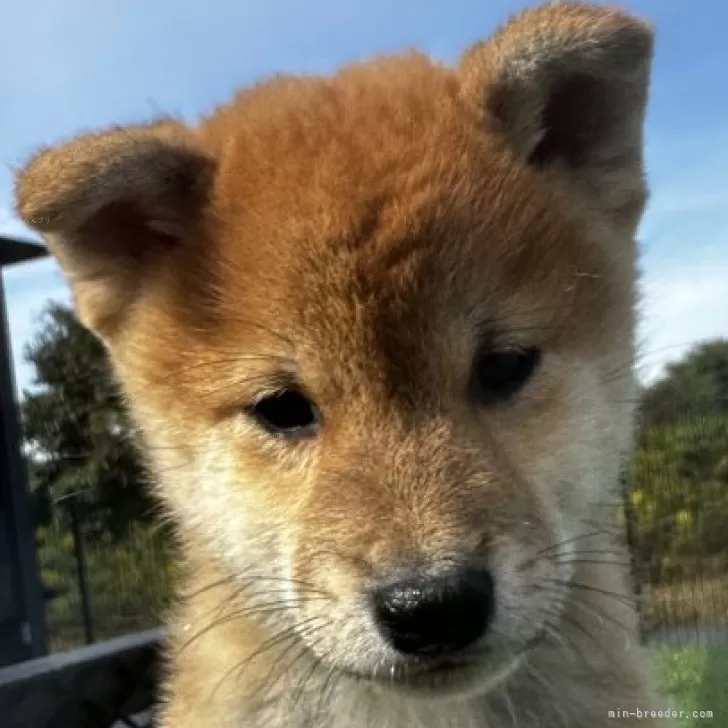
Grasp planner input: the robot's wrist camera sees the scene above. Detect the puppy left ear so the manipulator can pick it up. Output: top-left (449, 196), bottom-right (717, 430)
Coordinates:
top-left (459, 2), bottom-right (654, 226)
top-left (14, 120), bottom-right (216, 338)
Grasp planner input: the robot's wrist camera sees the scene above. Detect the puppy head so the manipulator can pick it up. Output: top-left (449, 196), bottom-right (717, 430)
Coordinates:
top-left (17, 2), bottom-right (652, 700)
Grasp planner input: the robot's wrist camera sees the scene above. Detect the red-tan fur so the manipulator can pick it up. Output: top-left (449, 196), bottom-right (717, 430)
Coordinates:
top-left (16, 3), bottom-right (664, 726)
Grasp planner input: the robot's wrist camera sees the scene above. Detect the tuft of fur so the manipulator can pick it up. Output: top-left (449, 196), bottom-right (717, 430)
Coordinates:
top-left (16, 3), bottom-right (663, 727)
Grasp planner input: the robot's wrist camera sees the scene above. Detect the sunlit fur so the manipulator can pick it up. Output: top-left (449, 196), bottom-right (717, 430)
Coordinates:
top-left (15, 3), bottom-right (664, 727)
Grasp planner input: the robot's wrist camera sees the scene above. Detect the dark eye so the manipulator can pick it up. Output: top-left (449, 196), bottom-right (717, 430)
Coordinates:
top-left (471, 347), bottom-right (541, 404)
top-left (249, 389), bottom-right (320, 437)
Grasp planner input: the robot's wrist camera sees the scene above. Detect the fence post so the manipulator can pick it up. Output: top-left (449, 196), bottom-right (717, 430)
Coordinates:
top-left (68, 495), bottom-right (95, 645)
top-left (620, 465), bottom-right (646, 643)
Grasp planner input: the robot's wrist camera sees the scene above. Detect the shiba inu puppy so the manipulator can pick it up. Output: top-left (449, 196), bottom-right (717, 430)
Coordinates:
top-left (16, 2), bottom-right (662, 726)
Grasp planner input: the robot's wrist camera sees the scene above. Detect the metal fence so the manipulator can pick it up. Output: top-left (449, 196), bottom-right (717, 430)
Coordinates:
top-left (2, 629), bottom-right (161, 728)
top-left (623, 474), bottom-right (728, 646)
top-left (35, 495), bottom-right (175, 655)
top-left (2, 497), bottom-right (172, 726)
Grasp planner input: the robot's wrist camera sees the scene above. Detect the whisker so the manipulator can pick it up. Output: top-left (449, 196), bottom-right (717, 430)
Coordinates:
top-left (550, 548), bottom-right (627, 559)
top-left (178, 597), bottom-right (329, 653)
top-left (541, 578), bottom-right (638, 608)
top-left (259, 620), bottom-right (329, 705)
top-left (209, 615), bottom-right (321, 700)
top-left (562, 592), bottom-right (636, 636)
top-left (315, 662), bottom-right (340, 721)
top-left (542, 602), bottom-right (606, 656)
top-left (550, 558), bottom-right (633, 569)
top-left (179, 576), bottom-right (236, 600)
top-left (519, 530), bottom-right (615, 569)
top-left (183, 585), bottom-right (327, 635)
top-left (237, 573), bottom-right (329, 592)
top-left (167, 353), bottom-right (295, 378)
top-left (541, 617), bottom-right (592, 667)
top-left (290, 632), bottom-right (329, 709)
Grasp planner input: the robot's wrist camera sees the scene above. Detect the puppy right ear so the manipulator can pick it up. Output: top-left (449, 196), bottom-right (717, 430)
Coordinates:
top-left (15, 120), bottom-right (216, 337)
top-left (459, 3), bottom-right (653, 229)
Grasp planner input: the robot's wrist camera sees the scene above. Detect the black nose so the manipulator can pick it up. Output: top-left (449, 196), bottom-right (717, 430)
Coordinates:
top-left (370, 567), bottom-right (495, 656)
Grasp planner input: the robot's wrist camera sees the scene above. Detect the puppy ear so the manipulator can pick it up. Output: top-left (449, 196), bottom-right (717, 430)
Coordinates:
top-left (459, 2), bottom-right (653, 225)
top-left (15, 120), bottom-right (216, 336)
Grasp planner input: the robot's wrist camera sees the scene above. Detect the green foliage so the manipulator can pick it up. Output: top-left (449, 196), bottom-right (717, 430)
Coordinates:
top-left (639, 339), bottom-right (728, 430)
top-left (652, 645), bottom-right (728, 726)
top-left (630, 415), bottom-right (728, 582)
top-left (20, 302), bottom-right (155, 539)
top-left (36, 523), bottom-right (178, 652)
top-left (629, 339), bottom-right (728, 591)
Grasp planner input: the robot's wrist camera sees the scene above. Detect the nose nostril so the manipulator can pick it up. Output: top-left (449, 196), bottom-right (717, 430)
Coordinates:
top-left (371, 567), bottom-right (495, 656)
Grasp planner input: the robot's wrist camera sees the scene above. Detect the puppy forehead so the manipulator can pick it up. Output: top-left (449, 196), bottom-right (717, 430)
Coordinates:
top-left (175, 58), bottom-right (614, 388)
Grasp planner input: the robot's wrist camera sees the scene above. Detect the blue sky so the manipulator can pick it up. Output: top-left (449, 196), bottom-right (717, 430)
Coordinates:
top-left (1, 0), bottom-right (727, 395)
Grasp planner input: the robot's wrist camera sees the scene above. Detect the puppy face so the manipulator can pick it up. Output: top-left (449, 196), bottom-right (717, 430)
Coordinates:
top-left (16, 3), bottom-right (652, 700)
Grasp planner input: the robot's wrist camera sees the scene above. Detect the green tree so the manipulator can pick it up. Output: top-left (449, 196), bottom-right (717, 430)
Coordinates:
top-left (638, 339), bottom-right (728, 431)
top-left (630, 414), bottom-right (728, 581)
top-left (629, 339), bottom-right (728, 584)
top-left (21, 302), bottom-right (154, 540)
